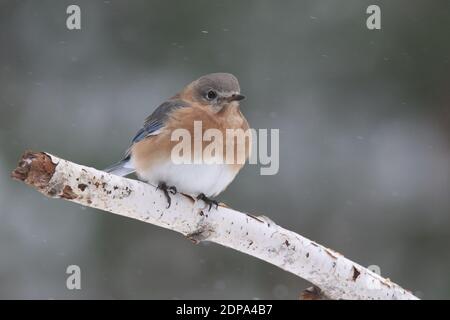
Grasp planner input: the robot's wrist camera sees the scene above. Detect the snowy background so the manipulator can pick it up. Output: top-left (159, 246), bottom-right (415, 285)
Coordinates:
top-left (0, 0), bottom-right (449, 299)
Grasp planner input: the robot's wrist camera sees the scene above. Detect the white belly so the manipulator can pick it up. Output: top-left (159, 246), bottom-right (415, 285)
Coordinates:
top-left (135, 162), bottom-right (238, 197)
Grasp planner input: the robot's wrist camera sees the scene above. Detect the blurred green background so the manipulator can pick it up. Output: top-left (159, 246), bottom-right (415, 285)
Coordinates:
top-left (0, 0), bottom-right (449, 299)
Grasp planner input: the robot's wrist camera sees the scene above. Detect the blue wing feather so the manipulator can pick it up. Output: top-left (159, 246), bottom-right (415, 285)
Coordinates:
top-left (104, 99), bottom-right (190, 175)
top-left (131, 99), bottom-right (189, 144)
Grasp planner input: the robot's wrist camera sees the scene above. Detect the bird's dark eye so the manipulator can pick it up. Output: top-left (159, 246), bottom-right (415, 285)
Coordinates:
top-left (206, 90), bottom-right (217, 100)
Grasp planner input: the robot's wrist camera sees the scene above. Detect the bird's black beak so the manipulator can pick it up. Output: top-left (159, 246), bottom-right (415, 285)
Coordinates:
top-left (227, 94), bottom-right (246, 102)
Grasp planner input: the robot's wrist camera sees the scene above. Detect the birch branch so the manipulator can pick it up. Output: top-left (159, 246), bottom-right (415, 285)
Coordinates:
top-left (11, 151), bottom-right (418, 300)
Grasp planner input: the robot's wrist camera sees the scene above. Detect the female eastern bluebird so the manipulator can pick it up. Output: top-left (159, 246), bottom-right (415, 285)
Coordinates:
top-left (104, 73), bottom-right (250, 209)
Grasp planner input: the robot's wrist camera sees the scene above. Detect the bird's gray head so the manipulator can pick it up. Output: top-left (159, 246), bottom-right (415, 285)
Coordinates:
top-left (188, 73), bottom-right (245, 111)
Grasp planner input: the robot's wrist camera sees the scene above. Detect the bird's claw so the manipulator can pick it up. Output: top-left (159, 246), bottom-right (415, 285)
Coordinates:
top-left (157, 183), bottom-right (177, 208)
top-left (197, 193), bottom-right (219, 211)
top-left (168, 186), bottom-right (177, 195)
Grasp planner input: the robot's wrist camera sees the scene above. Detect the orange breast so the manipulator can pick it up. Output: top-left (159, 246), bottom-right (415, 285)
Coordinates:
top-left (131, 103), bottom-right (251, 176)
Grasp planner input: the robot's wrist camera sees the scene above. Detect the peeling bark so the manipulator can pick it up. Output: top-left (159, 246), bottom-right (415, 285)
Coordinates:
top-left (11, 151), bottom-right (419, 300)
top-left (299, 286), bottom-right (330, 300)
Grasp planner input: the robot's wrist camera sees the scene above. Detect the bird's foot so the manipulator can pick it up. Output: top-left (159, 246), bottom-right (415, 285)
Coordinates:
top-left (197, 193), bottom-right (219, 211)
top-left (157, 182), bottom-right (177, 208)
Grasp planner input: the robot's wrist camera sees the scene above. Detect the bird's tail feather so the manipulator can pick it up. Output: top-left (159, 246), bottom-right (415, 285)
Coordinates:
top-left (103, 159), bottom-right (135, 177)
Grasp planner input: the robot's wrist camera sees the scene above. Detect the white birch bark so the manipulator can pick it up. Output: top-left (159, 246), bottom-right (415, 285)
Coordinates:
top-left (11, 151), bottom-right (418, 300)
